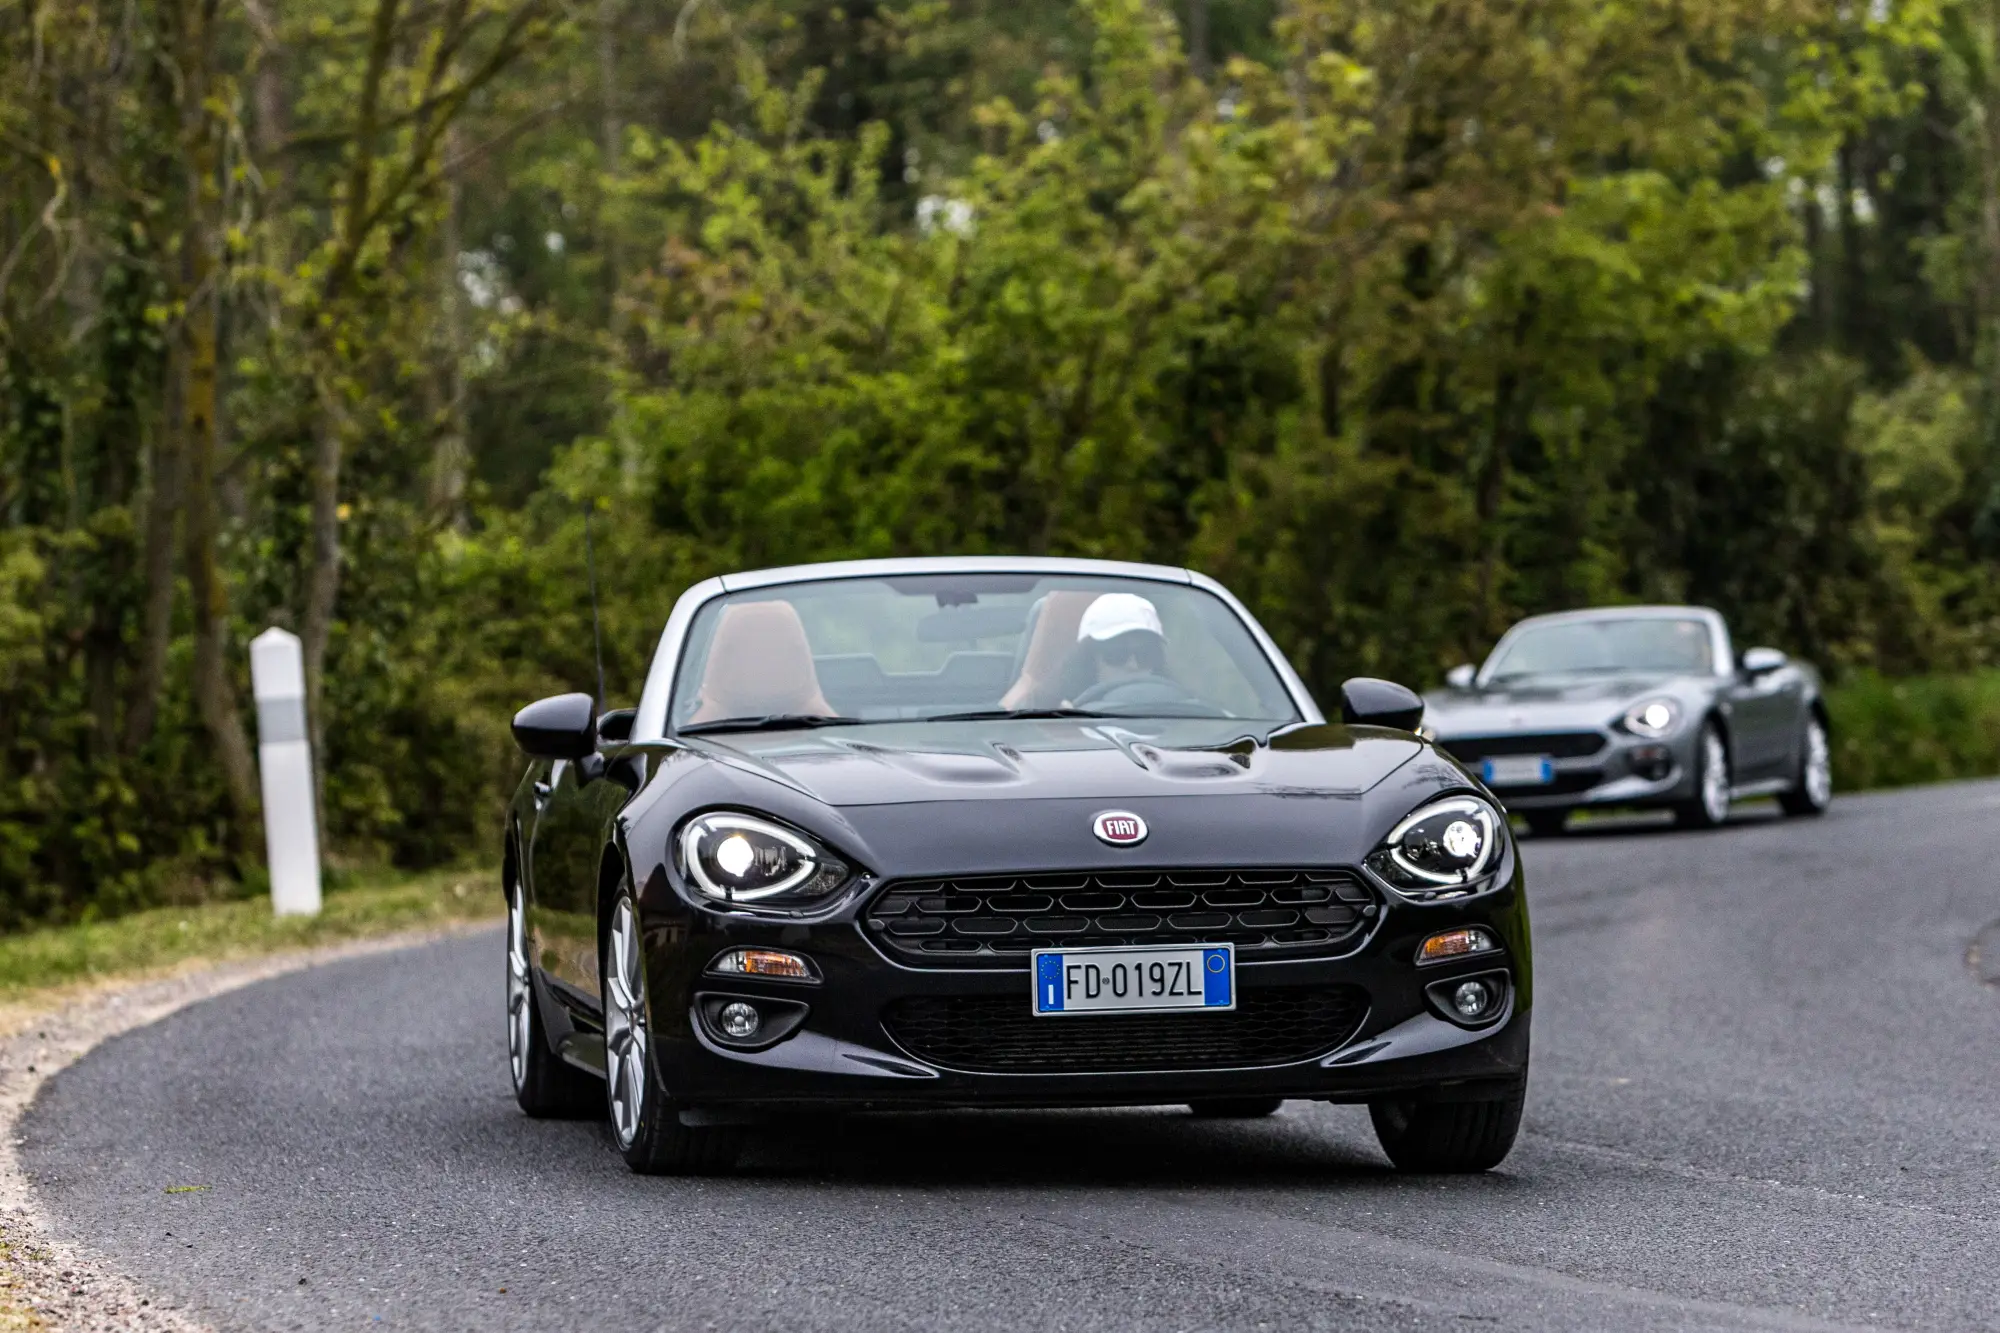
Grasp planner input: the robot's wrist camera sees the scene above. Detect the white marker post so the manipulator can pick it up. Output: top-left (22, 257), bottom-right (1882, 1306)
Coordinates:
top-left (249, 628), bottom-right (323, 917)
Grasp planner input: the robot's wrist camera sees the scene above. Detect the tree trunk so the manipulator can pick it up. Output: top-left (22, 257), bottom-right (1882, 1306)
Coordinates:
top-left (427, 124), bottom-right (471, 526)
top-left (182, 308), bottom-right (260, 831)
top-left (300, 370), bottom-right (344, 835)
top-left (174, 0), bottom-right (260, 834)
top-left (1185, 0), bottom-right (1211, 81)
top-left (122, 331), bottom-right (185, 755)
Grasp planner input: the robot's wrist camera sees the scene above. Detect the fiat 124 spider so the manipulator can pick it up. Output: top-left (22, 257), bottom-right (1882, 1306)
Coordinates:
top-left (505, 557), bottom-right (1529, 1174)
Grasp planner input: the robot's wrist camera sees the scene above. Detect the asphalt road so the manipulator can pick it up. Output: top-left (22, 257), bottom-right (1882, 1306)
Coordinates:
top-left (21, 784), bottom-right (2000, 1332)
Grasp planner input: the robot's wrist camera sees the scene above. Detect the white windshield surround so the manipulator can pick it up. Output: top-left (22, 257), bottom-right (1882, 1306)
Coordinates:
top-left (1476, 607), bottom-right (1734, 687)
top-left (631, 557), bottom-right (1323, 741)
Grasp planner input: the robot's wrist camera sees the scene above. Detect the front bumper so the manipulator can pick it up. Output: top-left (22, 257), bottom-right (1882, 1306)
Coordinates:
top-left (1446, 727), bottom-right (1700, 812)
top-left (624, 866), bottom-right (1532, 1113)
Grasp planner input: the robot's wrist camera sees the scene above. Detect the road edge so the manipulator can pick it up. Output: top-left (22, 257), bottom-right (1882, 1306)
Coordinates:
top-left (0, 922), bottom-right (497, 1332)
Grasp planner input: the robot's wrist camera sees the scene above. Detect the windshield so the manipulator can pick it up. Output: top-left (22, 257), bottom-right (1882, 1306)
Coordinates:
top-left (1483, 617), bottom-right (1713, 681)
top-left (670, 574), bottom-right (1299, 729)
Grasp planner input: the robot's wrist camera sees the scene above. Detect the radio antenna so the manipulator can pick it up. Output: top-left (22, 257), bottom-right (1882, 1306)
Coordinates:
top-left (583, 498), bottom-right (606, 711)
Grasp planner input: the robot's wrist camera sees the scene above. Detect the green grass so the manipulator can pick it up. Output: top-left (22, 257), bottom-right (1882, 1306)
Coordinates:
top-left (1825, 670), bottom-right (2000, 791)
top-left (0, 865), bottom-right (500, 1005)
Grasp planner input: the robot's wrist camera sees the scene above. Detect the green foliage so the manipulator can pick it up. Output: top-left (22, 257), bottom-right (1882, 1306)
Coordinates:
top-left (1826, 670), bottom-right (2000, 789)
top-left (6, 0), bottom-right (2000, 929)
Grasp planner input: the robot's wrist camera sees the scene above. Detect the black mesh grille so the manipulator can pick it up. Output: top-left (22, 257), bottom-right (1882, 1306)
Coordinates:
top-left (1442, 732), bottom-right (1607, 762)
top-left (863, 869), bottom-right (1376, 967)
top-left (882, 986), bottom-right (1369, 1073)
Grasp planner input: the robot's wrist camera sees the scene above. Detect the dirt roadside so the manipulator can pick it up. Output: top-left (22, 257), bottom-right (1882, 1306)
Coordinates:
top-left (0, 924), bottom-right (494, 1332)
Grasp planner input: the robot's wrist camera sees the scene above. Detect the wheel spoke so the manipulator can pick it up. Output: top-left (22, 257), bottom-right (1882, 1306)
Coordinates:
top-left (603, 893), bottom-right (649, 1146)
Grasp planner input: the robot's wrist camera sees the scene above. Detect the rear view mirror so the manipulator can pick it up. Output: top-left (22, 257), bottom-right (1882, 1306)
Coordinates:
top-left (513, 692), bottom-right (598, 760)
top-left (1740, 647), bottom-right (1788, 676)
top-left (1340, 677), bottom-right (1425, 732)
top-left (1445, 664), bottom-right (1476, 690)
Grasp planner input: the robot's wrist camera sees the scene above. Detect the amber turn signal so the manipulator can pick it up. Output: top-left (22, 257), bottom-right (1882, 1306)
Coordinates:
top-left (705, 947), bottom-right (820, 982)
top-left (1416, 927), bottom-right (1499, 965)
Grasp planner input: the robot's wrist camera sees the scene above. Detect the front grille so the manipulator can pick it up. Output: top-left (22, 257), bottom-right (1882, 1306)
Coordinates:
top-left (863, 869), bottom-right (1375, 967)
top-left (882, 986), bottom-right (1369, 1073)
top-left (1442, 732), bottom-right (1607, 762)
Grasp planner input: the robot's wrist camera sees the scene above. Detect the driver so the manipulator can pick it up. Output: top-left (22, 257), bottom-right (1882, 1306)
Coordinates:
top-left (1066, 593), bottom-right (1196, 710)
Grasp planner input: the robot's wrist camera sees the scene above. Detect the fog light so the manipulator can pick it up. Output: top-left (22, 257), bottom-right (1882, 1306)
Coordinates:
top-left (1452, 980), bottom-right (1492, 1020)
top-left (717, 1001), bottom-right (761, 1040)
top-left (706, 948), bottom-right (820, 982)
top-left (1416, 927), bottom-right (1499, 965)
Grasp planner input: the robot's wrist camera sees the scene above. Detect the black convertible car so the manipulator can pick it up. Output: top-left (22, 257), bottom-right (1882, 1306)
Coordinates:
top-left (505, 557), bottom-right (1530, 1174)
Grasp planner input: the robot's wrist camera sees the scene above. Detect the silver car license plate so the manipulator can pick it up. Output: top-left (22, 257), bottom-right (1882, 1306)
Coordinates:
top-left (1032, 944), bottom-right (1234, 1016)
top-left (1481, 755), bottom-right (1555, 786)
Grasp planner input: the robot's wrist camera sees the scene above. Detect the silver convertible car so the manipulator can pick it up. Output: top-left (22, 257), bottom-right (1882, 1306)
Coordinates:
top-left (1421, 606), bottom-right (1832, 835)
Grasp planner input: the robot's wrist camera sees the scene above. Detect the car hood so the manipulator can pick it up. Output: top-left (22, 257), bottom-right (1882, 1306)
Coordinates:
top-left (680, 718), bottom-right (1425, 808)
top-left (1422, 672), bottom-right (1706, 736)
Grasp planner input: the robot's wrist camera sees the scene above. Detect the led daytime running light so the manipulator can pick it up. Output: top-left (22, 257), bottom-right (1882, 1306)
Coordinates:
top-left (678, 812), bottom-right (841, 905)
top-left (1382, 796), bottom-right (1500, 887)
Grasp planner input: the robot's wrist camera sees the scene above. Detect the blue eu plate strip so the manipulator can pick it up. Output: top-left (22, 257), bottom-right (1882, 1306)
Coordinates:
top-left (1036, 952), bottom-right (1065, 1012)
top-left (1202, 947), bottom-right (1232, 1007)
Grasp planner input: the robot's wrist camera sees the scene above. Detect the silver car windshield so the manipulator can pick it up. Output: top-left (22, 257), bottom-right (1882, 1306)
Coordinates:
top-left (670, 574), bottom-right (1299, 728)
top-left (1485, 617), bottom-right (1713, 680)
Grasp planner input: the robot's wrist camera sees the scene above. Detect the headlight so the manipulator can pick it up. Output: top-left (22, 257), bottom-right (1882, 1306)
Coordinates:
top-left (677, 812), bottom-right (850, 908)
top-left (1621, 698), bottom-right (1680, 738)
top-left (1365, 795), bottom-right (1504, 901)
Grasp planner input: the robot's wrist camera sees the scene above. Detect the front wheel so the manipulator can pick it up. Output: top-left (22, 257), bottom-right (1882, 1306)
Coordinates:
top-left (507, 882), bottom-right (596, 1118)
top-left (1673, 724), bottom-right (1731, 830)
top-left (602, 888), bottom-right (743, 1175)
top-left (1368, 1074), bottom-right (1526, 1173)
top-left (1778, 716), bottom-right (1832, 817)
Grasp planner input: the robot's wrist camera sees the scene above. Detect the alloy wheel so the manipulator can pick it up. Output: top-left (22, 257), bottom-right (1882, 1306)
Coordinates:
top-left (506, 888), bottom-right (532, 1092)
top-left (1803, 720), bottom-right (1832, 809)
top-left (1700, 728), bottom-right (1730, 824)
top-left (604, 895), bottom-right (649, 1149)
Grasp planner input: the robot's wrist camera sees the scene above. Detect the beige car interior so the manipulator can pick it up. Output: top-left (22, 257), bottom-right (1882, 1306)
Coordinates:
top-left (687, 589), bottom-right (1118, 721)
top-left (684, 601), bottom-right (835, 723)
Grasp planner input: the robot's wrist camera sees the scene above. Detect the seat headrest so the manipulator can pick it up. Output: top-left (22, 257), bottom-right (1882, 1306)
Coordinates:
top-left (686, 601), bottom-right (835, 724)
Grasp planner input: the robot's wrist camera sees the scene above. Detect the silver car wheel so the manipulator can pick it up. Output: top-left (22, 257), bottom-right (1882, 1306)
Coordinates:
top-left (1803, 719), bottom-right (1832, 809)
top-left (604, 895), bottom-right (649, 1150)
top-left (1700, 728), bottom-right (1730, 824)
top-left (506, 888), bottom-right (531, 1093)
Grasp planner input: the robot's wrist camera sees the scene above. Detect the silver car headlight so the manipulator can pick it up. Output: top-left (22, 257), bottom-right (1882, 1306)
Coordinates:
top-left (677, 812), bottom-right (850, 908)
top-left (1620, 698), bottom-right (1680, 738)
top-left (1365, 795), bottom-right (1505, 901)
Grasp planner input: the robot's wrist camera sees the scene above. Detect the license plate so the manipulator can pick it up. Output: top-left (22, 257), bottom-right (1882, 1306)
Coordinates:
top-left (1032, 944), bottom-right (1234, 1016)
top-left (1481, 755), bottom-right (1555, 786)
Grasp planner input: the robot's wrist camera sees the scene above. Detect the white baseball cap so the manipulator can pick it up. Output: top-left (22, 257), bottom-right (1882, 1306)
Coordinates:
top-left (1077, 593), bottom-right (1164, 642)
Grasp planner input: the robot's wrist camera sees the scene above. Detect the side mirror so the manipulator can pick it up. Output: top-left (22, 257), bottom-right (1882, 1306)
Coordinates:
top-left (1740, 647), bottom-right (1788, 676)
top-left (1339, 677), bottom-right (1425, 732)
top-left (513, 692), bottom-right (598, 760)
top-left (1445, 664), bottom-right (1476, 690)
top-left (597, 707), bottom-right (637, 744)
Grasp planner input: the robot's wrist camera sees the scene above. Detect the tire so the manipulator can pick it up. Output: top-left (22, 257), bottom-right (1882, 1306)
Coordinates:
top-left (507, 882), bottom-right (597, 1118)
top-left (1188, 1097), bottom-right (1285, 1118)
top-left (1778, 715), bottom-right (1832, 817)
top-left (1368, 1073), bottom-right (1526, 1173)
top-left (1524, 810), bottom-right (1567, 838)
top-left (602, 886), bottom-right (744, 1175)
top-left (1673, 723), bottom-right (1731, 830)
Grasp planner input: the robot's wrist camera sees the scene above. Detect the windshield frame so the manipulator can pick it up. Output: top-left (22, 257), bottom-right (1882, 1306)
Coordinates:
top-left (1476, 609), bottom-right (1732, 687)
top-left (632, 558), bottom-right (1321, 741)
